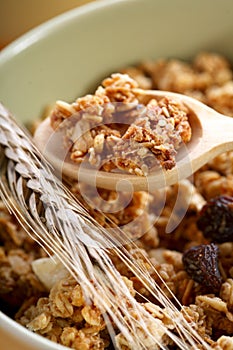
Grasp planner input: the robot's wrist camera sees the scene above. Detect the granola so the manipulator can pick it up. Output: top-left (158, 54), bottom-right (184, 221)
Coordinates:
top-left (50, 73), bottom-right (192, 175)
top-left (1, 52), bottom-right (233, 349)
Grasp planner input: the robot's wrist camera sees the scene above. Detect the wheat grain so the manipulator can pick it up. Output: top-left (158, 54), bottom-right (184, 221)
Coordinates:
top-left (0, 103), bottom-right (211, 349)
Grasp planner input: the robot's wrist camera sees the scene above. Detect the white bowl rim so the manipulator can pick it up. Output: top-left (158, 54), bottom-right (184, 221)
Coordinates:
top-left (0, 311), bottom-right (68, 349)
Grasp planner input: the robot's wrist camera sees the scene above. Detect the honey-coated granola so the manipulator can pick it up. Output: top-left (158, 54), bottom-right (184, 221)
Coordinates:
top-left (50, 73), bottom-right (192, 174)
top-left (1, 52), bottom-right (233, 349)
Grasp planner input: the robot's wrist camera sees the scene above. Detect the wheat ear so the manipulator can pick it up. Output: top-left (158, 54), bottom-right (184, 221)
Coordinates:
top-left (0, 103), bottom-right (211, 349)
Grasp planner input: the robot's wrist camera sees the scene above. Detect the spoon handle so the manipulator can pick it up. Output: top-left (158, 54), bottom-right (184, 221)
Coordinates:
top-left (184, 111), bottom-right (233, 182)
top-left (197, 107), bottom-right (233, 150)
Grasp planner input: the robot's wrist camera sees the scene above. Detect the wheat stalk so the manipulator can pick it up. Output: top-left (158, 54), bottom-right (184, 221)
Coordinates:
top-left (0, 103), bottom-right (211, 349)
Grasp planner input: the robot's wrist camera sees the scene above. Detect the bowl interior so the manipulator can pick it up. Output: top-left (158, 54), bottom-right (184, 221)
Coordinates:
top-left (0, 0), bottom-right (233, 349)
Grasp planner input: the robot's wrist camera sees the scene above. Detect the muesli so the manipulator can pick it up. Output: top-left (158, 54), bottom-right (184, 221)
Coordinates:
top-left (50, 73), bottom-right (192, 175)
top-left (1, 52), bottom-right (233, 350)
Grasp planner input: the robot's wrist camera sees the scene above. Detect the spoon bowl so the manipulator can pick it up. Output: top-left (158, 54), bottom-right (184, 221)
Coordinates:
top-left (34, 90), bottom-right (233, 192)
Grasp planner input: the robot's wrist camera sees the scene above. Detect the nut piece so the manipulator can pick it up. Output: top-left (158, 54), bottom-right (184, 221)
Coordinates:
top-left (32, 257), bottom-right (69, 290)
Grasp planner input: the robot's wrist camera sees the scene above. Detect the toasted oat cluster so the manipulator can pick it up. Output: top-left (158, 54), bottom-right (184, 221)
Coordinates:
top-left (1, 52), bottom-right (233, 350)
top-left (50, 73), bottom-right (192, 174)
top-left (122, 52), bottom-right (233, 116)
top-left (0, 202), bottom-right (47, 316)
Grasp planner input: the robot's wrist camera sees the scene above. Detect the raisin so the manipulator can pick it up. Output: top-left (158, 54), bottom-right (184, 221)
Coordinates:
top-left (197, 195), bottom-right (233, 243)
top-left (182, 243), bottom-right (222, 293)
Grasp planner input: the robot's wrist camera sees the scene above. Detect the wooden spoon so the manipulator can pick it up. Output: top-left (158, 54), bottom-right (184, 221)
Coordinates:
top-left (34, 90), bottom-right (233, 192)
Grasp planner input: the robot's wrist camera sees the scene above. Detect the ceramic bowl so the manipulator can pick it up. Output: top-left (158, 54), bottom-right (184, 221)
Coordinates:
top-left (0, 0), bottom-right (233, 349)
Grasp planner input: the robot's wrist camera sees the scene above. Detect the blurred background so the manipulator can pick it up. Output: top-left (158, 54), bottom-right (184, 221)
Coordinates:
top-left (0, 0), bottom-right (94, 48)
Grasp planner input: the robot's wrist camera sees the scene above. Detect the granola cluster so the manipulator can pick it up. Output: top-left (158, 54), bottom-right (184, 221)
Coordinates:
top-left (123, 52), bottom-right (233, 116)
top-left (50, 73), bottom-right (192, 175)
top-left (17, 276), bottom-right (109, 349)
top-left (1, 52), bottom-right (233, 349)
top-left (0, 201), bottom-right (46, 316)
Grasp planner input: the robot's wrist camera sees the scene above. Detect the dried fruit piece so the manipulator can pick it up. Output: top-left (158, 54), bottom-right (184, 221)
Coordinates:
top-left (197, 195), bottom-right (233, 243)
top-left (182, 243), bottom-right (222, 293)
